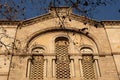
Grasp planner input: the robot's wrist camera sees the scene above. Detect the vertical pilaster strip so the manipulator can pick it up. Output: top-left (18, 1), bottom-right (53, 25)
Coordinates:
top-left (70, 56), bottom-right (81, 78)
top-left (44, 58), bottom-right (47, 77)
top-left (74, 58), bottom-right (80, 78)
top-left (79, 59), bottom-right (83, 77)
top-left (71, 59), bottom-right (75, 77)
top-left (52, 59), bottom-right (56, 77)
top-left (95, 59), bottom-right (101, 77)
top-left (47, 57), bottom-right (52, 78)
top-left (27, 59), bottom-right (31, 78)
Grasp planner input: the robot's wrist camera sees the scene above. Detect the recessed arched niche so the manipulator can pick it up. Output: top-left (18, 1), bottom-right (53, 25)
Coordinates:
top-left (31, 47), bottom-right (45, 54)
top-left (80, 47), bottom-right (93, 54)
top-left (55, 36), bottom-right (70, 79)
top-left (55, 37), bottom-right (69, 46)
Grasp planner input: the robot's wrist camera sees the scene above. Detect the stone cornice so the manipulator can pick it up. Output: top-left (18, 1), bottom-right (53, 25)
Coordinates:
top-left (0, 13), bottom-right (120, 27)
top-left (0, 53), bottom-right (113, 56)
top-left (20, 13), bottom-right (104, 28)
top-left (0, 13), bottom-right (54, 27)
top-left (0, 20), bottom-right (20, 25)
top-left (71, 13), bottom-right (103, 27)
top-left (21, 13), bottom-right (54, 27)
top-left (102, 21), bottom-right (120, 26)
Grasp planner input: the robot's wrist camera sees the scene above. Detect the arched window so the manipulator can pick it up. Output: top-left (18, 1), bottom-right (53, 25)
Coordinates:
top-left (82, 54), bottom-right (96, 80)
top-left (30, 47), bottom-right (45, 80)
top-left (80, 47), bottom-right (97, 80)
top-left (55, 37), bottom-right (70, 79)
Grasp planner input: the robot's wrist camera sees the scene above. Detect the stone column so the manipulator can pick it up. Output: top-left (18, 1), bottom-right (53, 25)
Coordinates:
top-left (27, 59), bottom-right (31, 77)
top-left (52, 59), bottom-right (56, 77)
top-left (44, 58), bottom-right (47, 77)
top-left (26, 56), bottom-right (33, 78)
top-left (79, 59), bottom-right (83, 77)
top-left (44, 56), bottom-right (55, 78)
top-left (94, 56), bottom-right (101, 77)
top-left (70, 56), bottom-right (82, 78)
top-left (70, 59), bottom-right (75, 77)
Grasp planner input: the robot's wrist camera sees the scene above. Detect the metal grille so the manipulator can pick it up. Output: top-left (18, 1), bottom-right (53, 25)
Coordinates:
top-left (55, 42), bottom-right (70, 79)
top-left (82, 55), bottom-right (96, 80)
top-left (30, 56), bottom-right (44, 80)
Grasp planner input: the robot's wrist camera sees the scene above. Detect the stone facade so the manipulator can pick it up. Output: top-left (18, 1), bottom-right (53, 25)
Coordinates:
top-left (0, 7), bottom-right (120, 80)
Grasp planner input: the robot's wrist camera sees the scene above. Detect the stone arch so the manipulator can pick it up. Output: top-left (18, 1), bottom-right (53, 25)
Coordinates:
top-left (80, 47), bottom-right (94, 54)
top-left (31, 47), bottom-right (45, 54)
top-left (28, 43), bottom-right (46, 54)
top-left (25, 27), bottom-right (101, 54)
top-left (51, 34), bottom-right (71, 53)
top-left (55, 37), bottom-right (69, 43)
top-left (79, 44), bottom-right (98, 55)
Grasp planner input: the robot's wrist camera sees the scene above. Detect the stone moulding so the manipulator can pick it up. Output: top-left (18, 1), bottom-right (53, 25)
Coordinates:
top-left (0, 21), bottom-right (20, 25)
top-left (102, 21), bottom-right (120, 26)
top-left (0, 13), bottom-right (120, 27)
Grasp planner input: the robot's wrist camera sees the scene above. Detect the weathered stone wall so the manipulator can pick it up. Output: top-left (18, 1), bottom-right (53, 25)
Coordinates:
top-left (8, 56), bottom-right (28, 80)
top-left (104, 23), bottom-right (120, 79)
top-left (0, 55), bottom-right (11, 80)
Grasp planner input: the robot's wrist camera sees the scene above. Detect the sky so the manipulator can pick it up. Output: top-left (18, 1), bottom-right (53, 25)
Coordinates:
top-left (91, 0), bottom-right (120, 21)
top-left (24, 0), bottom-right (120, 21)
top-left (0, 0), bottom-right (120, 21)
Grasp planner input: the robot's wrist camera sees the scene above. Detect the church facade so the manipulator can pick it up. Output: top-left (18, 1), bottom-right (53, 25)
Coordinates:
top-left (0, 7), bottom-right (120, 80)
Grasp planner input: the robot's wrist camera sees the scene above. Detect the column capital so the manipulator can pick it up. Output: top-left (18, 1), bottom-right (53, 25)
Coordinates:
top-left (94, 56), bottom-right (99, 59)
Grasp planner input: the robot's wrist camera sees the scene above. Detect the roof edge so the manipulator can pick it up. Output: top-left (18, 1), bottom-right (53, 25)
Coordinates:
top-left (101, 20), bottom-right (120, 25)
top-left (0, 20), bottom-right (20, 25)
